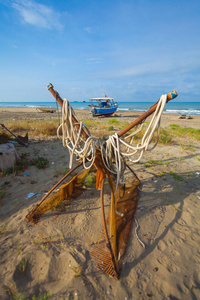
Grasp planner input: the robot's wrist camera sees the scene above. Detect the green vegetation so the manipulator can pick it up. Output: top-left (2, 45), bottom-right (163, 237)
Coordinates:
top-left (157, 171), bottom-right (167, 177)
top-left (1, 117), bottom-right (199, 146)
top-left (83, 172), bottom-right (96, 187)
top-left (72, 264), bottom-right (83, 277)
top-left (1, 153), bottom-right (29, 176)
top-left (179, 143), bottom-right (195, 151)
top-left (33, 234), bottom-right (54, 250)
top-left (32, 293), bottom-right (52, 300)
top-left (159, 128), bottom-right (173, 144)
top-left (1, 154), bottom-right (49, 177)
top-left (170, 124), bottom-right (180, 130)
top-left (16, 258), bottom-right (28, 275)
top-left (170, 124), bottom-right (200, 141)
top-left (82, 119), bottom-right (100, 128)
top-left (108, 118), bottom-right (120, 124)
top-left (31, 156), bottom-right (49, 169)
top-left (16, 246), bottom-right (22, 255)
top-left (126, 126), bottom-right (173, 145)
top-left (143, 159), bottom-right (169, 168)
top-left (169, 171), bottom-right (183, 181)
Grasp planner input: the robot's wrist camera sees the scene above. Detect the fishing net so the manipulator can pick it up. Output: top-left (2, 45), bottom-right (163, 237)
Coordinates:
top-left (26, 84), bottom-right (177, 279)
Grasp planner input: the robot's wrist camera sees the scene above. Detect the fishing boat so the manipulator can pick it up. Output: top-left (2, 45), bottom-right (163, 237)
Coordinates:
top-left (26, 83), bottom-right (178, 281)
top-left (36, 107), bottom-right (57, 113)
top-left (89, 97), bottom-right (118, 117)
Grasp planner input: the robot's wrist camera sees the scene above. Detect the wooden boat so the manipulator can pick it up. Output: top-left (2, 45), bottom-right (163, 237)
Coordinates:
top-left (36, 107), bottom-right (56, 113)
top-left (26, 83), bottom-right (178, 280)
top-left (178, 114), bottom-right (193, 119)
top-left (89, 97), bottom-right (118, 117)
top-left (178, 114), bottom-right (186, 119)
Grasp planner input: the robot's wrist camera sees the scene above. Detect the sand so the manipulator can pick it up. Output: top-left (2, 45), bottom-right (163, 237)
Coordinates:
top-left (0, 107), bottom-right (200, 129)
top-left (0, 107), bottom-right (200, 300)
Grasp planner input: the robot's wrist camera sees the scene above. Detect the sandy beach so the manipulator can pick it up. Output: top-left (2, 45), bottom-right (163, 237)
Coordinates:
top-left (1, 107), bottom-right (200, 129)
top-left (0, 107), bottom-right (200, 299)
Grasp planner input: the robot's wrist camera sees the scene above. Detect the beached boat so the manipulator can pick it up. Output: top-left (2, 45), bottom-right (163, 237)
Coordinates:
top-left (36, 107), bottom-right (57, 113)
top-left (26, 83), bottom-right (178, 281)
top-left (178, 114), bottom-right (193, 119)
top-left (89, 97), bottom-right (118, 117)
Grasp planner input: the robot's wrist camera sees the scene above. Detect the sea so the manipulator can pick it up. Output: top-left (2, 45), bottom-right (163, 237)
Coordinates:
top-left (0, 101), bottom-right (200, 116)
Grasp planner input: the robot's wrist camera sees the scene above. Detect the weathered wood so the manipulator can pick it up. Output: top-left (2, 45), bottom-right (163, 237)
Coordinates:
top-left (46, 83), bottom-right (90, 140)
top-left (118, 90), bottom-right (178, 137)
top-left (47, 83), bottom-right (177, 138)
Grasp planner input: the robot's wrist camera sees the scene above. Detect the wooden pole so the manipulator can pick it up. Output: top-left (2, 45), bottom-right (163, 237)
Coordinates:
top-left (46, 83), bottom-right (90, 140)
top-left (117, 90), bottom-right (178, 137)
top-left (47, 83), bottom-right (178, 139)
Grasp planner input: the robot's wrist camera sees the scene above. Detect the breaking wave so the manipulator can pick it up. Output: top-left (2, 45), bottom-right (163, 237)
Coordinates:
top-left (165, 109), bottom-right (200, 116)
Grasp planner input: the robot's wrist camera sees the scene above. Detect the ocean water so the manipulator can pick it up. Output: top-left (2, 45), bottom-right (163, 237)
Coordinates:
top-left (0, 101), bottom-right (200, 116)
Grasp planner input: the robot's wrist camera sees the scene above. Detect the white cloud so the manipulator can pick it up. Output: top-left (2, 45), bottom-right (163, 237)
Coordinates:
top-left (86, 57), bottom-right (102, 64)
top-left (84, 27), bottom-right (92, 34)
top-left (11, 0), bottom-right (63, 30)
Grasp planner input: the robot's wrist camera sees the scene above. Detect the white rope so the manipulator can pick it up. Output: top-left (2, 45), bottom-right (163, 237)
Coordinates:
top-left (58, 95), bottom-right (167, 192)
top-left (57, 99), bottom-right (99, 169)
top-left (135, 218), bottom-right (146, 249)
top-left (101, 95), bottom-right (167, 190)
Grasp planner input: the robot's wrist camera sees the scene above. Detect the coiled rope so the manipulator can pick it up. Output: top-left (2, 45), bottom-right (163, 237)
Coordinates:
top-left (100, 94), bottom-right (167, 191)
top-left (57, 95), bottom-right (167, 192)
top-left (57, 99), bottom-right (99, 169)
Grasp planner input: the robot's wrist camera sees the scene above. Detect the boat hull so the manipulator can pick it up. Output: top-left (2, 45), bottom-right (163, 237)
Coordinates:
top-left (90, 106), bottom-right (118, 117)
top-left (36, 107), bottom-right (56, 113)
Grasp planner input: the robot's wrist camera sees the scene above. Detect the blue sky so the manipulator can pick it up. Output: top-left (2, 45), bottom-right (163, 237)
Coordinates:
top-left (0, 0), bottom-right (200, 102)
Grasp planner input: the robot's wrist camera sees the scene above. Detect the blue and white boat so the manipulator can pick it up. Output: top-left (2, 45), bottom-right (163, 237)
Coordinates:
top-left (89, 97), bottom-right (118, 117)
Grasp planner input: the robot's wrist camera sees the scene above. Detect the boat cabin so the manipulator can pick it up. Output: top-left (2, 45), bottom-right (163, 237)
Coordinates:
top-left (89, 97), bottom-right (118, 117)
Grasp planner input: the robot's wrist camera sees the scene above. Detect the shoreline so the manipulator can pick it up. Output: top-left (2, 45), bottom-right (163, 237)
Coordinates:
top-left (1, 105), bottom-right (200, 116)
top-left (0, 107), bottom-right (200, 129)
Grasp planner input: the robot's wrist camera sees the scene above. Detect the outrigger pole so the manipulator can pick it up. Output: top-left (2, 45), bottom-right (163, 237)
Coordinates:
top-left (46, 83), bottom-right (89, 140)
top-left (46, 83), bottom-right (178, 137)
top-left (118, 90), bottom-right (178, 137)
